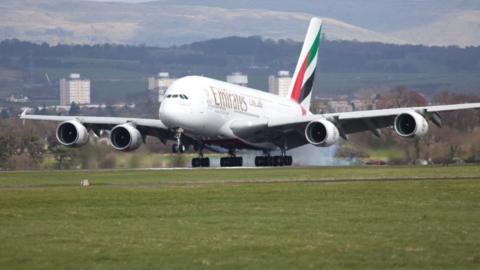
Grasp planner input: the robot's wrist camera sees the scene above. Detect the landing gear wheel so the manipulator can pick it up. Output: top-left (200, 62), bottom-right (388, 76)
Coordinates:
top-left (172, 143), bottom-right (178, 153)
top-left (235, 157), bottom-right (243, 167)
top-left (172, 143), bottom-right (186, 153)
top-left (179, 144), bottom-right (186, 153)
top-left (255, 156), bottom-right (262, 167)
top-left (220, 157), bottom-right (243, 167)
top-left (201, 157), bottom-right (210, 167)
top-left (285, 156), bottom-right (293, 166)
top-left (192, 157), bottom-right (201, 167)
top-left (273, 156), bottom-right (283, 166)
top-left (254, 155), bottom-right (292, 167)
top-left (220, 157), bottom-right (228, 167)
top-left (266, 156), bottom-right (273, 166)
top-left (192, 157), bottom-right (210, 168)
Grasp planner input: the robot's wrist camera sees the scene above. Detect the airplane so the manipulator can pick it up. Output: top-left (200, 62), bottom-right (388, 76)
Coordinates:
top-left (20, 17), bottom-right (480, 168)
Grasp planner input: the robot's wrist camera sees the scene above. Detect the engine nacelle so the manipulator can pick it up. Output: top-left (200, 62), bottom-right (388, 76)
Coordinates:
top-left (110, 123), bottom-right (142, 151)
top-left (56, 120), bottom-right (89, 147)
top-left (305, 119), bottom-right (340, 147)
top-left (394, 111), bottom-right (429, 138)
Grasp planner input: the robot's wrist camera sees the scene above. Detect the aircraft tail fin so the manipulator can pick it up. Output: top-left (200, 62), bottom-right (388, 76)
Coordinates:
top-left (288, 17), bottom-right (323, 112)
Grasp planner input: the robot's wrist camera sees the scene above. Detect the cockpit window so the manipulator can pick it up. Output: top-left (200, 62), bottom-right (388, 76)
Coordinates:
top-left (165, 93), bottom-right (188, 99)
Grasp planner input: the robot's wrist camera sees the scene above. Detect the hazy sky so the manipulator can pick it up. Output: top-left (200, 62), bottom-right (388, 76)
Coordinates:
top-left (86, 0), bottom-right (153, 2)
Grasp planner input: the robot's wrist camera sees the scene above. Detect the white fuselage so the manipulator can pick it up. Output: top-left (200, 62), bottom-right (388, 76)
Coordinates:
top-left (159, 76), bottom-right (307, 150)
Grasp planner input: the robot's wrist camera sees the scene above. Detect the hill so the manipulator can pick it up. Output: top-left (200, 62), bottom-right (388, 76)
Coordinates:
top-left (3, 0), bottom-right (480, 46)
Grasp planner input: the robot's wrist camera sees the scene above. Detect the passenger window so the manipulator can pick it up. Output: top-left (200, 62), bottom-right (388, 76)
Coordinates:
top-left (172, 94), bottom-right (178, 98)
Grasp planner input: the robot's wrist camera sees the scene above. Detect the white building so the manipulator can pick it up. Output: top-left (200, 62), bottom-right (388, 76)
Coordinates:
top-left (268, 71), bottom-right (292, 97)
top-left (148, 72), bottom-right (176, 103)
top-left (226, 72), bottom-right (248, 87)
top-left (59, 73), bottom-right (90, 106)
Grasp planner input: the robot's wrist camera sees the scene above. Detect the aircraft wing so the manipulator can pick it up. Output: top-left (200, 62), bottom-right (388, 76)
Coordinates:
top-left (264, 103), bottom-right (480, 149)
top-left (20, 111), bottom-right (172, 140)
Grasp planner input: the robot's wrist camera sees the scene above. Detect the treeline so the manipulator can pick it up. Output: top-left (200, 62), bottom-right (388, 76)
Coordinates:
top-left (338, 87), bottom-right (480, 164)
top-left (1, 37), bottom-right (479, 75)
top-left (0, 116), bottom-right (187, 171)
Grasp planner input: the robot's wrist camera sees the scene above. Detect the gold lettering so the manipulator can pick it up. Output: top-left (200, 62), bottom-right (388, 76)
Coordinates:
top-left (209, 86), bottom-right (249, 112)
top-left (240, 96), bottom-right (248, 112)
top-left (211, 87), bottom-right (220, 106)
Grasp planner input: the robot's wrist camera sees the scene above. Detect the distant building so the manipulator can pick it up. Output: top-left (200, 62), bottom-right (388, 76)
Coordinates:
top-left (226, 72), bottom-right (248, 87)
top-left (327, 100), bottom-right (352, 113)
top-left (148, 72), bottom-right (176, 103)
top-left (351, 99), bottom-right (376, 111)
top-left (268, 71), bottom-right (292, 97)
top-left (59, 73), bottom-right (90, 106)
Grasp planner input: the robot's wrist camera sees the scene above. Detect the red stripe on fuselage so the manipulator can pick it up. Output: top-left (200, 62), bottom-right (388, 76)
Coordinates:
top-left (291, 54), bottom-right (309, 102)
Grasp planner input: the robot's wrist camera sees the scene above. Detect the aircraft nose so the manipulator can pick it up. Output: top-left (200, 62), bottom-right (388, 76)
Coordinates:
top-left (159, 101), bottom-right (179, 127)
top-left (160, 101), bottom-right (192, 128)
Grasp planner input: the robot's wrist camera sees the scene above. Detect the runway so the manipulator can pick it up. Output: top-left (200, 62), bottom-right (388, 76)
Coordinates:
top-left (0, 170), bottom-right (480, 190)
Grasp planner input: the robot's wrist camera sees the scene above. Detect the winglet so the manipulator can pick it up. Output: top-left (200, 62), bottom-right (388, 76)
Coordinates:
top-left (19, 108), bottom-right (29, 125)
top-left (19, 108), bottom-right (28, 119)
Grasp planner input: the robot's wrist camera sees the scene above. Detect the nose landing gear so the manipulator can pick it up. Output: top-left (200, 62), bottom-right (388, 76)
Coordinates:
top-left (172, 143), bottom-right (186, 153)
top-left (172, 128), bottom-right (186, 153)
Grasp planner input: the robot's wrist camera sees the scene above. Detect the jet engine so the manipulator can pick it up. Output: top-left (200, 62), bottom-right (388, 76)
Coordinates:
top-left (394, 111), bottom-right (429, 137)
top-left (110, 123), bottom-right (142, 151)
top-left (56, 120), bottom-right (89, 147)
top-left (305, 119), bottom-right (340, 147)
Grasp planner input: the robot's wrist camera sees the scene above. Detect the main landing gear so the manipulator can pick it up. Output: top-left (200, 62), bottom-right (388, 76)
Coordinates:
top-left (172, 128), bottom-right (292, 167)
top-left (254, 155), bottom-right (293, 166)
top-left (191, 155), bottom-right (210, 168)
top-left (254, 149), bottom-right (293, 167)
top-left (191, 144), bottom-right (210, 168)
top-left (220, 149), bottom-right (243, 167)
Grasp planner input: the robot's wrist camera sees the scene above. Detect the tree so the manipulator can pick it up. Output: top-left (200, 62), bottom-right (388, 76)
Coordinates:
top-left (0, 109), bottom-right (9, 119)
top-left (0, 135), bottom-right (15, 166)
top-left (49, 144), bottom-right (78, 169)
top-left (21, 136), bottom-right (46, 166)
top-left (374, 86), bottom-right (429, 163)
top-left (432, 91), bottom-right (480, 132)
top-left (376, 86), bottom-right (427, 109)
top-left (0, 137), bottom-right (11, 168)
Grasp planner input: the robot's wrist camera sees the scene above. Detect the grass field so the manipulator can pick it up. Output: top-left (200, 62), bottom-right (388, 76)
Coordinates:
top-left (1, 166), bottom-right (480, 269)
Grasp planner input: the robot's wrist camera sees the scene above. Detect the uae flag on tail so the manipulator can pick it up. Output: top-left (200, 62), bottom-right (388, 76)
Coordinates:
top-left (288, 18), bottom-right (323, 112)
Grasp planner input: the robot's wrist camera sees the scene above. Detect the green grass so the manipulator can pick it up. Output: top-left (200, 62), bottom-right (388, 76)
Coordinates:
top-left (1, 166), bottom-right (480, 269)
top-left (368, 148), bottom-right (406, 161)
